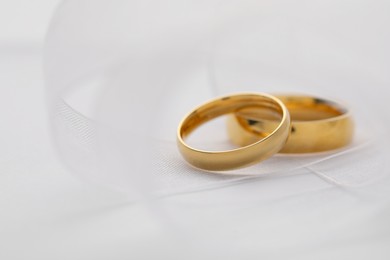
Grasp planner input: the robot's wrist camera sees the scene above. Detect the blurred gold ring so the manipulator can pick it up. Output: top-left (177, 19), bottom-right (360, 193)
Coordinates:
top-left (227, 95), bottom-right (354, 153)
top-left (177, 93), bottom-right (291, 171)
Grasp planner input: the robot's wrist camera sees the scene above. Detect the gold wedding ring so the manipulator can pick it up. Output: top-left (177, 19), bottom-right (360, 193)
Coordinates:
top-left (227, 95), bottom-right (354, 153)
top-left (177, 93), bottom-right (291, 171)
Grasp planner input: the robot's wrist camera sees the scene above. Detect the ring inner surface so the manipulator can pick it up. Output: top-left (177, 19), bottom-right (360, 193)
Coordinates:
top-left (280, 96), bottom-right (346, 121)
top-left (180, 95), bottom-right (283, 141)
top-left (235, 96), bottom-right (346, 123)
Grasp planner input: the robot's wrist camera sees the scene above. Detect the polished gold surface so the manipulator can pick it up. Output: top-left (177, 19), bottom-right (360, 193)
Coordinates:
top-left (177, 93), bottom-right (291, 171)
top-left (227, 95), bottom-right (354, 153)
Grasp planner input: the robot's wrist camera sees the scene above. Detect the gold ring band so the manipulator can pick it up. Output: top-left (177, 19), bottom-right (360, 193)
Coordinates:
top-left (227, 95), bottom-right (354, 153)
top-left (177, 93), bottom-right (291, 171)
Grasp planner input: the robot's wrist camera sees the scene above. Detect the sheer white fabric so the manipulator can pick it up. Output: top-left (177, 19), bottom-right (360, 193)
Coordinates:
top-left (45, 0), bottom-right (389, 197)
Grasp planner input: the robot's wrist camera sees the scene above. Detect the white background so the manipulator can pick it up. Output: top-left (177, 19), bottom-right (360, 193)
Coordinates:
top-left (1, 1), bottom-right (390, 259)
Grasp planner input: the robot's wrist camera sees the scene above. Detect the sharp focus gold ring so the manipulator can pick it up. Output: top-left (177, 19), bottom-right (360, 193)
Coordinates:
top-left (177, 93), bottom-right (291, 171)
top-left (227, 95), bottom-right (354, 153)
